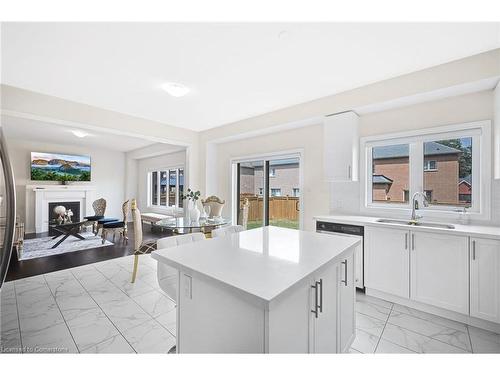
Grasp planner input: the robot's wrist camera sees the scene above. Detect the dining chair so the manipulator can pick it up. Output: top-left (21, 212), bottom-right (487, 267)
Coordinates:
top-left (155, 232), bottom-right (206, 302)
top-left (83, 197), bottom-right (106, 234)
top-left (101, 200), bottom-right (129, 244)
top-left (201, 196), bottom-right (225, 218)
top-left (238, 198), bottom-right (250, 229)
top-left (130, 200), bottom-right (157, 283)
top-left (212, 225), bottom-right (245, 238)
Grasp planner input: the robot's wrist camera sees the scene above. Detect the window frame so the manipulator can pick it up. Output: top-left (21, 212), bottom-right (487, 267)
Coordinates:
top-left (360, 121), bottom-right (491, 221)
top-left (270, 188), bottom-right (282, 197)
top-left (423, 160), bottom-right (438, 171)
top-left (148, 166), bottom-right (185, 209)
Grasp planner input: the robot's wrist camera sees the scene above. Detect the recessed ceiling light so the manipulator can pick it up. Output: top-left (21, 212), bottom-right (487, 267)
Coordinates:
top-left (277, 30), bottom-right (289, 40)
top-left (71, 129), bottom-right (90, 138)
top-left (161, 82), bottom-right (191, 97)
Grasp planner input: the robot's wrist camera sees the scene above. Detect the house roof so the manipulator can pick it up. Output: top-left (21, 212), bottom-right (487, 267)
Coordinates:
top-left (373, 175), bottom-right (393, 184)
top-left (373, 141), bottom-right (462, 159)
top-left (459, 174), bottom-right (472, 186)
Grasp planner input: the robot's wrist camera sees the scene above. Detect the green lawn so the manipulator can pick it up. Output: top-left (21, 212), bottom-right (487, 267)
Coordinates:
top-left (246, 219), bottom-right (299, 230)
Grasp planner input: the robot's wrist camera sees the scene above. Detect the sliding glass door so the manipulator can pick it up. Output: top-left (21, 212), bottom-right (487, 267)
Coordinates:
top-left (235, 155), bottom-right (301, 230)
top-left (236, 160), bottom-right (265, 229)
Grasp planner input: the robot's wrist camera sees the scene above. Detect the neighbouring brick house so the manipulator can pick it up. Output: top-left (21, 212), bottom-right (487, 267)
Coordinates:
top-left (458, 174), bottom-right (472, 204)
top-left (372, 142), bottom-right (463, 205)
top-left (239, 160), bottom-right (300, 197)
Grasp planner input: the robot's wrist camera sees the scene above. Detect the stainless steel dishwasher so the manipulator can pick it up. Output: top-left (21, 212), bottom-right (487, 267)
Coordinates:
top-left (316, 221), bottom-right (364, 289)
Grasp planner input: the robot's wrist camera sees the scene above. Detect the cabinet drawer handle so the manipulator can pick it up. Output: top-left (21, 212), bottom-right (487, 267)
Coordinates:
top-left (405, 233), bottom-right (408, 250)
top-left (411, 233), bottom-right (415, 251)
top-left (318, 279), bottom-right (323, 313)
top-left (348, 165), bottom-right (352, 179)
top-left (342, 260), bottom-right (348, 286)
top-left (472, 240), bottom-right (476, 260)
top-left (311, 283), bottom-right (319, 318)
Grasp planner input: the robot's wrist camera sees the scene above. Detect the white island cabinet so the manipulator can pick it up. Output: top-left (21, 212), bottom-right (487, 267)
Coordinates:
top-left (152, 226), bottom-right (358, 353)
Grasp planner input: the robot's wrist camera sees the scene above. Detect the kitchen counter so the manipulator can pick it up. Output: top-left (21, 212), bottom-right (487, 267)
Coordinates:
top-left (314, 214), bottom-right (500, 240)
top-left (152, 226), bottom-right (358, 353)
top-left (152, 225), bottom-right (359, 303)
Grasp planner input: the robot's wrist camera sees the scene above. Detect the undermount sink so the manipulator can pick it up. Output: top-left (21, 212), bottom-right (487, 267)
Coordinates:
top-left (376, 218), bottom-right (455, 230)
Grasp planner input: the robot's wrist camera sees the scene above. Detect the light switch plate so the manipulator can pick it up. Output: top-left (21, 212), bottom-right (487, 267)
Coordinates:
top-left (183, 274), bottom-right (192, 299)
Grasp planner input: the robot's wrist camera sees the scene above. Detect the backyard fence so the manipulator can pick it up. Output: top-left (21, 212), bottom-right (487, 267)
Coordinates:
top-left (240, 195), bottom-right (299, 221)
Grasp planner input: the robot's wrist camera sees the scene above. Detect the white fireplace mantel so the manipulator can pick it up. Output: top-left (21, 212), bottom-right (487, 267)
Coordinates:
top-left (27, 185), bottom-right (96, 234)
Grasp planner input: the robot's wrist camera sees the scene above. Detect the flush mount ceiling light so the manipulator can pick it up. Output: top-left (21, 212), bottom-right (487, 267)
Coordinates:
top-left (70, 129), bottom-right (90, 138)
top-left (161, 82), bottom-right (191, 97)
top-left (277, 30), bottom-right (289, 40)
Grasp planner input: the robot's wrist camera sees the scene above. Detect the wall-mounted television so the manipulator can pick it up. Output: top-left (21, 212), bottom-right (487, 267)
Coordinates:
top-left (31, 152), bottom-right (91, 182)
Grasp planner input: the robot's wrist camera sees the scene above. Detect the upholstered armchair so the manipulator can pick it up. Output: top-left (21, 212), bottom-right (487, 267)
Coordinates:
top-left (201, 196), bottom-right (225, 218)
top-left (101, 200), bottom-right (129, 244)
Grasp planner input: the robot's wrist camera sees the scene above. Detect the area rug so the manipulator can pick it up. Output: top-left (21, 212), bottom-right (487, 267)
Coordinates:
top-left (19, 231), bottom-right (114, 260)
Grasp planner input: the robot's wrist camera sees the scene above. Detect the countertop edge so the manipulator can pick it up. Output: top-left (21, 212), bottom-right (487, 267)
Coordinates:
top-left (314, 215), bottom-right (500, 240)
top-left (151, 240), bottom-right (358, 304)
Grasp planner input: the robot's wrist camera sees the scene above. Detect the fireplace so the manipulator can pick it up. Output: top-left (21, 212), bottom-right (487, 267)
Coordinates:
top-left (48, 201), bottom-right (81, 235)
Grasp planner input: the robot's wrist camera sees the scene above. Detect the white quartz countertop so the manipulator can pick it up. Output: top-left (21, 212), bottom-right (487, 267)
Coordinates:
top-left (152, 226), bottom-right (359, 303)
top-left (314, 215), bottom-right (500, 240)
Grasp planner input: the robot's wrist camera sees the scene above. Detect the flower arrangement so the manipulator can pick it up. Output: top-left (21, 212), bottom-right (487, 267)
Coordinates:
top-left (181, 188), bottom-right (201, 202)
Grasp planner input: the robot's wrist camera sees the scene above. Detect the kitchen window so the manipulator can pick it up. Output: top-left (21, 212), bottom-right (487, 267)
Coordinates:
top-left (149, 167), bottom-right (184, 208)
top-left (362, 121), bottom-right (491, 218)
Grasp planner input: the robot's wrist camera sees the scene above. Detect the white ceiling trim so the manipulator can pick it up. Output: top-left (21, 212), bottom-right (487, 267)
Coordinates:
top-left (0, 109), bottom-right (192, 147)
top-left (208, 79), bottom-right (498, 145)
top-left (354, 76), bottom-right (500, 115)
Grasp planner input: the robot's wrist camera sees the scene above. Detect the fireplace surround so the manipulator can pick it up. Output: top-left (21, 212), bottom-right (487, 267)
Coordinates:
top-left (27, 185), bottom-right (96, 234)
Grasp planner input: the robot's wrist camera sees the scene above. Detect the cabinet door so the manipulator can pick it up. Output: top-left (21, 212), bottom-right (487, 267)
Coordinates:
top-left (410, 231), bottom-right (469, 314)
top-left (323, 111), bottom-right (359, 181)
top-left (339, 252), bottom-right (355, 353)
top-left (470, 237), bottom-right (500, 323)
top-left (354, 239), bottom-right (364, 288)
top-left (312, 262), bottom-right (338, 353)
top-left (364, 226), bottom-right (410, 298)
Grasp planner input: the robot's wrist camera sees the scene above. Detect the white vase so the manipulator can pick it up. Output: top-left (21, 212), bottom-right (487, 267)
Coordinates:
top-left (189, 202), bottom-right (201, 222)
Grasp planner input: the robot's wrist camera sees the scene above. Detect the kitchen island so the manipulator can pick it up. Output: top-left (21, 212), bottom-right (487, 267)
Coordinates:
top-left (152, 226), bottom-right (359, 353)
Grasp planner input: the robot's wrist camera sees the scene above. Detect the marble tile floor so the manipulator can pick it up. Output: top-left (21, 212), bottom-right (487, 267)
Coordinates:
top-left (350, 292), bottom-right (500, 354)
top-left (1, 254), bottom-right (176, 353)
top-left (2, 255), bottom-right (500, 354)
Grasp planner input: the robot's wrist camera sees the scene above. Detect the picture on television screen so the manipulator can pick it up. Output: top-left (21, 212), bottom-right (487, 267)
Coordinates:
top-left (31, 152), bottom-right (91, 182)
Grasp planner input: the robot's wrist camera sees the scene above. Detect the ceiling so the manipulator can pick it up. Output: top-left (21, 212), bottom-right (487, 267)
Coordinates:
top-left (1, 23), bottom-right (499, 131)
top-left (1, 115), bottom-right (167, 153)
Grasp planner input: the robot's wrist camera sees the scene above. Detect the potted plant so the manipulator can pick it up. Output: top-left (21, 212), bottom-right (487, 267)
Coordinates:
top-left (181, 188), bottom-right (201, 222)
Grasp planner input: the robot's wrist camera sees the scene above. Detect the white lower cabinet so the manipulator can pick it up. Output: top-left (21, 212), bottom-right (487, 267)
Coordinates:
top-left (339, 252), bottom-right (355, 352)
top-left (364, 226), bottom-right (409, 298)
top-left (310, 253), bottom-right (355, 353)
top-left (470, 237), bottom-right (500, 323)
top-left (310, 261), bottom-right (339, 353)
top-left (410, 231), bottom-right (469, 314)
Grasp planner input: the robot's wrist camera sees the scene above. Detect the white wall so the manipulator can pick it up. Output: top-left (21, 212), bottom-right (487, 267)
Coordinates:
top-left (331, 90), bottom-right (499, 225)
top-left (136, 151), bottom-right (186, 212)
top-left (209, 90), bottom-right (498, 231)
top-left (213, 124), bottom-right (328, 232)
top-left (8, 139), bottom-right (126, 233)
top-left (1, 84), bottom-right (201, 194)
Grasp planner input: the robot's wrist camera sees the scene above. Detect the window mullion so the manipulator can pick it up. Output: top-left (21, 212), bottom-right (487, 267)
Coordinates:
top-left (157, 170), bottom-right (161, 207)
top-left (411, 141), bottom-right (424, 200)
